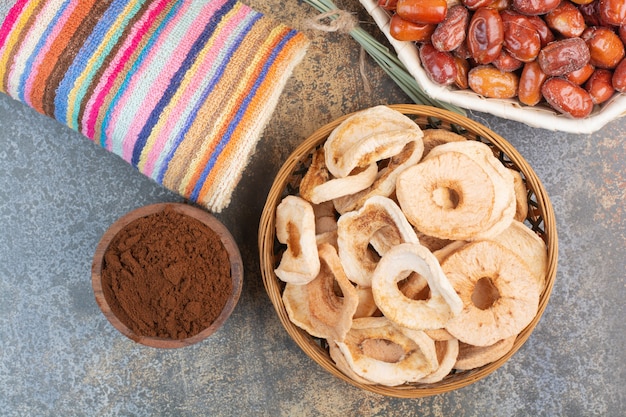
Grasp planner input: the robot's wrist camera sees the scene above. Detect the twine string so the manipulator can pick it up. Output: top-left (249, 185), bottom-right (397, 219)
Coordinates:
top-left (304, 9), bottom-right (372, 93)
top-left (304, 9), bottom-right (358, 33)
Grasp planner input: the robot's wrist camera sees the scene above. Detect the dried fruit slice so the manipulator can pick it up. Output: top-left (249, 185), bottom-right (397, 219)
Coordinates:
top-left (335, 317), bottom-right (438, 386)
top-left (454, 335), bottom-right (517, 370)
top-left (425, 140), bottom-right (516, 240)
top-left (371, 242), bottom-right (463, 330)
top-left (421, 128), bottom-right (467, 157)
top-left (324, 105), bottom-right (423, 178)
top-left (396, 150), bottom-right (496, 240)
top-left (283, 243), bottom-right (359, 341)
top-left (337, 196), bottom-right (418, 287)
top-left (443, 240), bottom-right (540, 346)
top-left (300, 146), bottom-right (379, 204)
top-left (490, 220), bottom-right (548, 290)
top-left (275, 196), bottom-right (320, 284)
top-left (333, 139), bottom-right (424, 214)
top-left (510, 169), bottom-right (529, 222)
top-left (418, 338), bottom-right (459, 383)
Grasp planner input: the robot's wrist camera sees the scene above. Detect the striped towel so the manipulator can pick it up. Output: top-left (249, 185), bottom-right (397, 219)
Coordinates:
top-left (0, 0), bottom-right (308, 212)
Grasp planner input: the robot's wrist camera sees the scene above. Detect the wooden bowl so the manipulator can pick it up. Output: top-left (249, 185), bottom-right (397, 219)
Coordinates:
top-left (258, 104), bottom-right (558, 397)
top-left (92, 203), bottom-right (243, 348)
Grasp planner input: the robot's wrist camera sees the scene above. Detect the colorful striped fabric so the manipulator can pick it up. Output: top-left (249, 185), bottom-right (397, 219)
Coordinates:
top-left (0, 0), bottom-right (308, 212)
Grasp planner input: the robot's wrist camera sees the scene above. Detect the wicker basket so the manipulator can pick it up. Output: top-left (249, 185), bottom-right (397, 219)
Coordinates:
top-left (258, 104), bottom-right (558, 398)
top-left (360, 0), bottom-right (626, 135)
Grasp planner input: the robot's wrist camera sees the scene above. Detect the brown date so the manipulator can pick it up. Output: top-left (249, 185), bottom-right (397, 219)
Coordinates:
top-left (541, 77), bottom-right (593, 118)
top-left (501, 10), bottom-right (541, 62)
top-left (389, 14), bottom-right (436, 41)
top-left (599, 0), bottom-right (626, 26)
top-left (582, 26), bottom-right (625, 69)
top-left (585, 69), bottom-right (616, 104)
top-left (486, 0), bottom-right (511, 11)
top-left (454, 56), bottom-right (471, 89)
top-left (512, 0), bottom-right (560, 16)
top-left (578, 1), bottom-right (606, 27)
top-left (432, 5), bottom-right (469, 52)
top-left (620, 25), bottom-right (626, 45)
top-left (537, 37), bottom-right (590, 76)
top-left (519, 61), bottom-right (548, 106)
top-left (566, 63), bottom-right (596, 85)
top-left (468, 65), bottom-right (519, 98)
top-left (467, 7), bottom-right (504, 64)
top-left (493, 49), bottom-right (524, 71)
top-left (462, 0), bottom-right (493, 10)
top-left (397, 0), bottom-right (447, 24)
top-left (419, 43), bottom-right (458, 85)
top-left (526, 15), bottom-right (556, 47)
top-left (378, 0), bottom-right (399, 10)
top-left (612, 58), bottom-right (626, 92)
top-left (544, 1), bottom-right (586, 38)
top-left (570, 0), bottom-right (595, 4)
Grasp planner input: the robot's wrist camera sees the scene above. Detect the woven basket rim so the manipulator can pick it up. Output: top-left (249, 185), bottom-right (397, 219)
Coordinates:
top-left (258, 104), bottom-right (558, 398)
top-left (359, 0), bottom-right (626, 135)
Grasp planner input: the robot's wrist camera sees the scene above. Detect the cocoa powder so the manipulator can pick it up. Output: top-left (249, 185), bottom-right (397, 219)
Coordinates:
top-left (101, 206), bottom-right (232, 340)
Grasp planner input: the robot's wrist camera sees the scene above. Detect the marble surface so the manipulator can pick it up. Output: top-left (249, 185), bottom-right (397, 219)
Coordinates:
top-left (1, 1), bottom-right (625, 416)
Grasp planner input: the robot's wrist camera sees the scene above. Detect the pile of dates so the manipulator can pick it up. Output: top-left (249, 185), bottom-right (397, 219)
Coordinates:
top-left (380, 0), bottom-right (626, 118)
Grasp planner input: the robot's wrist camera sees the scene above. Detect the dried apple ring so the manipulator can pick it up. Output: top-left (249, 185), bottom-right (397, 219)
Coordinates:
top-left (421, 128), bottom-right (467, 157)
top-left (328, 341), bottom-right (375, 385)
top-left (324, 105), bottom-right (423, 178)
top-left (275, 196), bottom-right (320, 284)
top-left (454, 335), bottom-right (516, 370)
top-left (282, 243), bottom-right (359, 341)
top-left (337, 196), bottom-right (418, 287)
top-left (300, 146), bottom-right (379, 204)
top-left (418, 338), bottom-right (459, 384)
top-left (396, 149), bottom-right (497, 240)
top-left (490, 220), bottom-right (548, 290)
top-left (335, 317), bottom-right (438, 386)
top-left (425, 140), bottom-right (516, 240)
top-left (371, 242), bottom-right (463, 331)
top-left (443, 240), bottom-right (541, 346)
top-left (333, 139), bottom-right (424, 214)
top-left (510, 169), bottom-right (529, 222)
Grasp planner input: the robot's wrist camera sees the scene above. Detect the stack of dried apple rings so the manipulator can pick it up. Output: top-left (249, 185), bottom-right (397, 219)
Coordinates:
top-left (274, 106), bottom-right (548, 386)
top-left (381, 0), bottom-right (626, 118)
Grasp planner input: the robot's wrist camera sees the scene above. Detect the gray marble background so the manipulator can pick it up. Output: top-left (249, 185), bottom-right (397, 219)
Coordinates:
top-left (1, 1), bottom-right (625, 415)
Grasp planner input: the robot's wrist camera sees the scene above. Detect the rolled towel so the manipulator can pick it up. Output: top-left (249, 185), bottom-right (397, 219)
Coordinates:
top-left (0, 0), bottom-right (308, 211)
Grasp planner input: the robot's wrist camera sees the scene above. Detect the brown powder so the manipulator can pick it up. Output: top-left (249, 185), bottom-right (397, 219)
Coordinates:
top-left (101, 206), bottom-right (232, 340)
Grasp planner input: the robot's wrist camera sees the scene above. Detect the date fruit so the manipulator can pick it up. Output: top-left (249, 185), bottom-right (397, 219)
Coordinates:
top-left (519, 61), bottom-right (548, 105)
top-left (468, 65), bottom-right (519, 98)
top-left (585, 69), bottom-right (615, 104)
top-left (541, 77), bottom-right (593, 118)
top-left (526, 15), bottom-right (556, 47)
top-left (544, 1), bottom-right (586, 38)
top-left (599, 0), bottom-right (626, 26)
top-left (612, 58), bottom-right (626, 92)
top-left (397, 0), bottom-right (447, 24)
top-left (512, 0), bottom-right (560, 16)
top-left (467, 7), bottom-right (504, 64)
top-left (493, 49), bottom-right (524, 71)
top-left (454, 56), bottom-right (471, 89)
top-left (566, 63), bottom-right (595, 85)
top-left (378, 0), bottom-right (399, 10)
top-left (501, 10), bottom-right (541, 62)
top-left (431, 5), bottom-right (469, 51)
top-left (582, 26), bottom-right (625, 69)
top-left (538, 37), bottom-right (590, 76)
top-left (419, 43), bottom-right (458, 85)
top-left (390, 14), bottom-right (436, 41)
